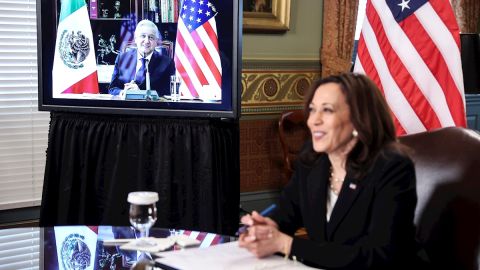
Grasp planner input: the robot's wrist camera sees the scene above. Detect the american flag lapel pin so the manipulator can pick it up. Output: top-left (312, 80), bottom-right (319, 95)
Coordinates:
top-left (349, 183), bottom-right (357, 190)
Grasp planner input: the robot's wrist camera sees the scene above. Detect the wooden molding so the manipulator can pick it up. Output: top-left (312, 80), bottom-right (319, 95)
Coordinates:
top-left (451, 0), bottom-right (480, 33)
top-left (241, 59), bottom-right (321, 115)
top-left (320, 0), bottom-right (359, 77)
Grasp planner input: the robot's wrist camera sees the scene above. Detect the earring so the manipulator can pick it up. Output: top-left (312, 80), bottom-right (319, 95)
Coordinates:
top-left (352, 130), bottom-right (358, 137)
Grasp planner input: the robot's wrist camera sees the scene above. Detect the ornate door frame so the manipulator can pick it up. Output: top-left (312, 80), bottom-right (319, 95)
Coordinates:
top-left (320, 0), bottom-right (359, 77)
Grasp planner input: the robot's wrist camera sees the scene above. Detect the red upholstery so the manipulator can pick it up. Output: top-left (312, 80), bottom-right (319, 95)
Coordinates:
top-left (399, 127), bottom-right (480, 270)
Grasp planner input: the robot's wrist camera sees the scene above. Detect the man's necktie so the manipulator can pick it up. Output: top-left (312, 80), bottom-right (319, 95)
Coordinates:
top-left (135, 57), bottom-right (147, 85)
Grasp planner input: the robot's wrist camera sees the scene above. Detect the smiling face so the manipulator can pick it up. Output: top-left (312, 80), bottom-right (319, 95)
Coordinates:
top-left (134, 24), bottom-right (158, 56)
top-left (307, 82), bottom-right (357, 157)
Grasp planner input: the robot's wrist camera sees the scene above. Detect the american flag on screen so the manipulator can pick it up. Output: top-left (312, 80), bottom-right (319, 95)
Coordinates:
top-left (174, 0), bottom-right (222, 100)
top-left (353, 0), bottom-right (466, 135)
top-left (180, 230), bottom-right (223, 248)
top-left (119, 13), bottom-right (137, 52)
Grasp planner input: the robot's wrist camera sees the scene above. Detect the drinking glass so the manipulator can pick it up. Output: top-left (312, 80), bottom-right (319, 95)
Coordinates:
top-left (170, 75), bottom-right (181, 101)
top-left (128, 191), bottom-right (158, 246)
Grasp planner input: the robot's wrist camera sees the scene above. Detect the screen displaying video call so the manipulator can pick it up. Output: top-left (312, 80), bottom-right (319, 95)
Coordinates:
top-left (39, 0), bottom-right (241, 118)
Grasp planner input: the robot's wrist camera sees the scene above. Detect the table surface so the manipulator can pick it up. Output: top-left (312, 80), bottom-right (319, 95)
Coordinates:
top-left (40, 225), bottom-right (236, 270)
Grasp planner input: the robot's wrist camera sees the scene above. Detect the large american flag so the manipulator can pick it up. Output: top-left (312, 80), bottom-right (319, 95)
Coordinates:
top-left (353, 0), bottom-right (466, 135)
top-left (174, 0), bottom-right (222, 100)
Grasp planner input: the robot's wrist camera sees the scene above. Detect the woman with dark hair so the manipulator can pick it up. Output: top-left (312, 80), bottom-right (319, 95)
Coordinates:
top-left (239, 73), bottom-right (418, 269)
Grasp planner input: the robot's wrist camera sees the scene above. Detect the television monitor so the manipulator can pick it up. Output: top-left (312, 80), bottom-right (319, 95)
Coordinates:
top-left (37, 0), bottom-right (242, 119)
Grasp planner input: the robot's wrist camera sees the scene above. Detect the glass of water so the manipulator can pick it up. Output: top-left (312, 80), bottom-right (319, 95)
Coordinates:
top-left (170, 75), bottom-right (181, 101)
top-left (128, 191), bottom-right (158, 246)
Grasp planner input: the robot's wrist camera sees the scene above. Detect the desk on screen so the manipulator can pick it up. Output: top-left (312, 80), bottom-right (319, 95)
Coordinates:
top-left (41, 226), bottom-right (235, 270)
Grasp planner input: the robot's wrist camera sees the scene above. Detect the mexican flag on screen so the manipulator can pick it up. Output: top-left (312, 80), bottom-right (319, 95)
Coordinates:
top-left (52, 0), bottom-right (99, 97)
top-left (54, 226), bottom-right (98, 270)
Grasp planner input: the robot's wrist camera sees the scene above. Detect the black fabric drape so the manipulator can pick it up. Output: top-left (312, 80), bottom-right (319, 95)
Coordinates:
top-left (39, 111), bottom-right (239, 235)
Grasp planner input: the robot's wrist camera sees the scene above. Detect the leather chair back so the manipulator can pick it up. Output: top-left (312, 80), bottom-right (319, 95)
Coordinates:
top-left (399, 127), bottom-right (480, 270)
top-left (278, 110), bottom-right (309, 185)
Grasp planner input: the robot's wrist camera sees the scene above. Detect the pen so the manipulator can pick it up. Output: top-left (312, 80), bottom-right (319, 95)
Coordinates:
top-left (236, 203), bottom-right (277, 236)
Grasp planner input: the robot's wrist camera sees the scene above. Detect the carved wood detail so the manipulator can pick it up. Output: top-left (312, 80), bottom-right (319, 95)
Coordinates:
top-left (241, 70), bottom-right (320, 114)
top-left (451, 0), bottom-right (480, 33)
top-left (320, 0), bottom-right (359, 77)
top-left (240, 59), bottom-right (321, 114)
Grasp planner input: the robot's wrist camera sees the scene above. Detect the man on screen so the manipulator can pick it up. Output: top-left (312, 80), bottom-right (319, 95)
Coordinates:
top-left (108, 20), bottom-right (174, 96)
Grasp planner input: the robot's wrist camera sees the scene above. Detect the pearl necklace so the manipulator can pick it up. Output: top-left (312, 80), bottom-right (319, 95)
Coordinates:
top-left (329, 168), bottom-right (344, 195)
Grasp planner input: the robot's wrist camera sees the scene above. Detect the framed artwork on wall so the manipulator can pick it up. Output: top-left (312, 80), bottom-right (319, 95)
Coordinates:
top-left (243, 0), bottom-right (291, 33)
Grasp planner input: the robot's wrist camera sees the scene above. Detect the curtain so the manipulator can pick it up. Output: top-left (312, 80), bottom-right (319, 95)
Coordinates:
top-left (39, 112), bottom-right (239, 235)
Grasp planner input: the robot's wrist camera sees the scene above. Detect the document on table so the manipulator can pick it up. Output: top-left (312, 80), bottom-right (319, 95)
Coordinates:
top-left (155, 241), bottom-right (317, 270)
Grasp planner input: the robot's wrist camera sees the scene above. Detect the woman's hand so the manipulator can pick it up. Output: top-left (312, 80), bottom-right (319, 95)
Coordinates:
top-left (238, 211), bottom-right (292, 258)
top-left (238, 224), bottom-right (293, 258)
top-left (240, 210), bottom-right (278, 228)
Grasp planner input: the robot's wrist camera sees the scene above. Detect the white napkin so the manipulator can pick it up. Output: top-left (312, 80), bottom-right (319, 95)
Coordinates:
top-left (118, 235), bottom-right (201, 253)
top-left (102, 238), bottom-right (135, 246)
top-left (168, 234), bottom-right (201, 248)
top-left (120, 237), bottom-right (176, 253)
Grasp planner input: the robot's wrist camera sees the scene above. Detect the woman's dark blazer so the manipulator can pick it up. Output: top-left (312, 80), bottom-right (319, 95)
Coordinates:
top-left (271, 150), bottom-right (418, 270)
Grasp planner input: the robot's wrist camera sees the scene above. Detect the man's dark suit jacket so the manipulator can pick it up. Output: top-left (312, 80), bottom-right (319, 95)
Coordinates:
top-left (108, 49), bottom-right (175, 96)
top-left (271, 150), bottom-right (418, 270)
